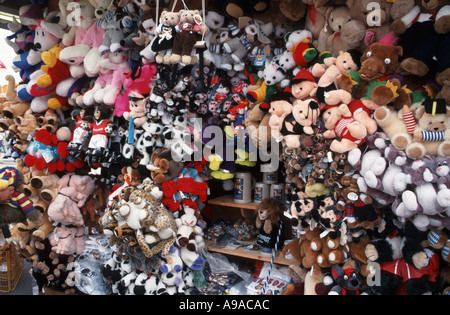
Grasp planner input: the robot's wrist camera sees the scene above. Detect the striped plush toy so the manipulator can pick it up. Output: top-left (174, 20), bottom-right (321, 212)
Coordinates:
top-left (0, 167), bottom-right (43, 227)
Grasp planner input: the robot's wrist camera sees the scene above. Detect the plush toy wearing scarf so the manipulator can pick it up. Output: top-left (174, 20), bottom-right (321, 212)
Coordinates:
top-left (0, 167), bottom-right (43, 227)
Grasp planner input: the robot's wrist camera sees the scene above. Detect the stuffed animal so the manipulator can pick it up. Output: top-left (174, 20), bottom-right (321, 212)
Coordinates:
top-left (365, 219), bottom-right (441, 295)
top-left (86, 106), bottom-right (115, 165)
top-left (391, 0), bottom-right (450, 77)
top-left (149, 10), bottom-right (180, 64)
top-left (36, 44), bottom-right (71, 92)
top-left (322, 104), bottom-right (368, 153)
top-left (285, 29), bottom-right (319, 69)
top-left (99, 16), bottom-right (133, 54)
top-left (222, 17), bottom-right (272, 70)
top-left (409, 98), bottom-right (450, 159)
top-left (302, 0), bottom-right (330, 40)
top-left (48, 226), bottom-right (86, 256)
top-left (317, 6), bottom-right (365, 55)
top-left (169, 9), bottom-right (208, 65)
top-left (47, 173), bottom-right (95, 226)
top-left (287, 68), bottom-right (317, 101)
top-left (346, 0), bottom-right (396, 50)
top-left (279, 99), bottom-right (320, 148)
top-left (246, 59), bottom-right (289, 105)
top-left (0, 167), bottom-right (43, 227)
top-left (328, 260), bottom-right (364, 295)
top-left (355, 43), bottom-right (413, 111)
top-left (175, 206), bottom-right (205, 251)
top-left (255, 197), bottom-right (292, 255)
top-left (267, 91), bottom-right (294, 142)
top-left (147, 148), bottom-right (185, 185)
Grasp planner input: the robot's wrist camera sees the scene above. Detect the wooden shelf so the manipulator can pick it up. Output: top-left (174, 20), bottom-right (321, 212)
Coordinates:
top-left (206, 196), bottom-right (296, 267)
top-left (205, 240), bottom-right (296, 267)
top-left (208, 195), bottom-right (259, 210)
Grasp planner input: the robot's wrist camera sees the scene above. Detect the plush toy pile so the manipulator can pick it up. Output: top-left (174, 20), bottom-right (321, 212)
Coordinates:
top-left (1, 0), bottom-right (450, 295)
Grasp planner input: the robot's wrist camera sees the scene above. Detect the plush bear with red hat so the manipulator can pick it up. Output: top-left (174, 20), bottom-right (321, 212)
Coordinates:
top-left (288, 68), bottom-right (318, 100)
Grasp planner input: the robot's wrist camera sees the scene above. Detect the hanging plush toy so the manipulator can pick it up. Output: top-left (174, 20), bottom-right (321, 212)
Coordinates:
top-left (149, 10), bottom-right (180, 64)
top-left (170, 9), bottom-right (208, 65)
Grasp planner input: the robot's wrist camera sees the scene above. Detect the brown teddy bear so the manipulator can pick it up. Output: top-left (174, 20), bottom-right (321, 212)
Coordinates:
top-left (281, 227), bottom-right (321, 268)
top-left (170, 9), bottom-right (208, 65)
top-left (303, 0), bottom-right (331, 40)
top-left (346, 0), bottom-right (396, 51)
top-left (148, 148), bottom-right (185, 184)
top-left (317, 6), bottom-right (366, 56)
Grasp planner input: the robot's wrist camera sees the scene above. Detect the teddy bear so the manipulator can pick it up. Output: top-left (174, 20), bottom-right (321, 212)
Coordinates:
top-left (409, 98), bottom-right (450, 158)
top-left (169, 9), bottom-right (208, 65)
top-left (302, 0), bottom-right (330, 40)
top-left (246, 58), bottom-right (289, 106)
top-left (278, 98), bottom-right (320, 149)
top-left (149, 10), bottom-right (180, 64)
top-left (322, 104), bottom-right (368, 153)
top-left (281, 225), bottom-right (320, 267)
top-left (245, 100), bottom-right (272, 150)
top-left (346, 0), bottom-right (397, 51)
top-left (147, 148), bottom-right (185, 185)
top-left (391, 0), bottom-right (450, 77)
top-left (317, 6), bottom-right (366, 56)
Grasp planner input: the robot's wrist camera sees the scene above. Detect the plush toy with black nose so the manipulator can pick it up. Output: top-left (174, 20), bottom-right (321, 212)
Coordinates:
top-left (328, 259), bottom-right (363, 295)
